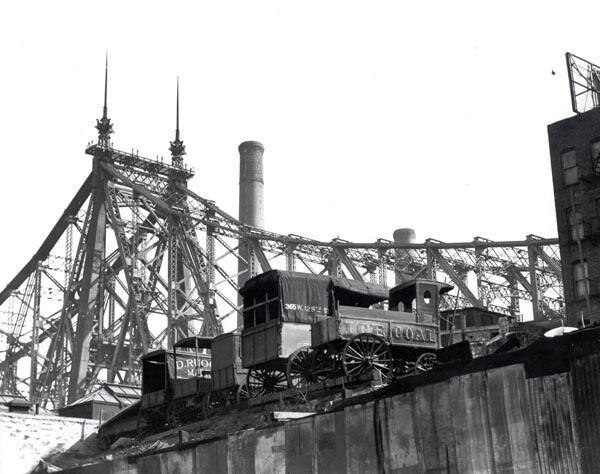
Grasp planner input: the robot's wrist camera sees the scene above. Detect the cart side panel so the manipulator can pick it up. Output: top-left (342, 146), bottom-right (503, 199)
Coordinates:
top-left (212, 332), bottom-right (236, 371)
top-left (242, 320), bottom-right (285, 368)
top-left (266, 322), bottom-right (281, 360)
top-left (213, 366), bottom-right (248, 391)
top-left (280, 322), bottom-right (313, 358)
top-left (311, 317), bottom-right (338, 347)
top-left (142, 390), bottom-right (165, 409)
top-left (213, 367), bottom-right (223, 390)
top-left (231, 333), bottom-right (248, 385)
top-left (242, 326), bottom-right (263, 368)
top-left (213, 366), bottom-right (235, 391)
top-left (336, 310), bottom-right (440, 350)
top-left (173, 379), bottom-right (195, 399)
top-left (241, 328), bottom-right (254, 368)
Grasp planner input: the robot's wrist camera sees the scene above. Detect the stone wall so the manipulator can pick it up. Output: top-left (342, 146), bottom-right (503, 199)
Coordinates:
top-left (0, 412), bottom-right (98, 473)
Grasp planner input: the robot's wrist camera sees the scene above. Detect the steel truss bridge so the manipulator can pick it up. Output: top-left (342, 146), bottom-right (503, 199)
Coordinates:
top-left (0, 78), bottom-right (564, 408)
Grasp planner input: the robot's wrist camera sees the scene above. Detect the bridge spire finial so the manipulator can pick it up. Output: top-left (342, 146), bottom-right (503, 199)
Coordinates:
top-left (95, 52), bottom-right (113, 146)
top-left (169, 76), bottom-right (186, 167)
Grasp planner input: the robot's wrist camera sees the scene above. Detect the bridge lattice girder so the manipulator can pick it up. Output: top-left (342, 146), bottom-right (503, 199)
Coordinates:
top-left (0, 143), bottom-right (563, 407)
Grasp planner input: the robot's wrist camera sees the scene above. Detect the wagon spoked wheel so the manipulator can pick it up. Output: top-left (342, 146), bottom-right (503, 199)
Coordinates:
top-left (286, 346), bottom-right (330, 388)
top-left (246, 368), bottom-right (287, 398)
top-left (342, 333), bottom-right (393, 383)
top-left (414, 352), bottom-right (437, 374)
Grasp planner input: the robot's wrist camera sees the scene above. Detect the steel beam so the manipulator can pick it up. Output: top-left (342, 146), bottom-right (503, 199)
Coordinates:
top-left (428, 248), bottom-right (481, 307)
top-left (249, 238), bottom-right (272, 273)
top-left (0, 174), bottom-right (93, 306)
top-left (334, 247), bottom-right (364, 281)
top-left (68, 167), bottom-right (107, 403)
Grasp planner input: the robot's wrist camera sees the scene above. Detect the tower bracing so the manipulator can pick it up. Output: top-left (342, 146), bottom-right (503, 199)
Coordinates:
top-left (0, 70), bottom-right (564, 407)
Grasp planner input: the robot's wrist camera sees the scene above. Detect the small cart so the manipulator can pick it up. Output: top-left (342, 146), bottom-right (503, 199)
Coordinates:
top-left (204, 331), bottom-right (249, 415)
top-left (167, 336), bottom-right (213, 426)
top-left (137, 342), bottom-right (210, 433)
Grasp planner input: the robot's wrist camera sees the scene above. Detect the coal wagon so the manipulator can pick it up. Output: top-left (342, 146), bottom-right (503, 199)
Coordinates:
top-left (240, 270), bottom-right (389, 397)
top-left (295, 279), bottom-right (453, 386)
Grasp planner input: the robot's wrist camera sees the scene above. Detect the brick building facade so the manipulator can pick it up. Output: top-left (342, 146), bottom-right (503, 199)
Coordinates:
top-left (548, 106), bottom-right (600, 325)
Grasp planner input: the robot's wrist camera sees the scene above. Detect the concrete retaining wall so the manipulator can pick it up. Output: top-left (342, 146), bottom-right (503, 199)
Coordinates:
top-left (59, 351), bottom-right (600, 473)
top-left (0, 412), bottom-right (98, 473)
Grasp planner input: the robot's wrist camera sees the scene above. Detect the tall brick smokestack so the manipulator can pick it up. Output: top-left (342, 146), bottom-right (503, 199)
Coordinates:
top-left (237, 141), bottom-right (265, 327)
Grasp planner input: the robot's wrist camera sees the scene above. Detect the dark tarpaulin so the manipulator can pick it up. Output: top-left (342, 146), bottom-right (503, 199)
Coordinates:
top-left (240, 270), bottom-right (332, 323)
top-left (278, 271), bottom-right (332, 323)
top-left (330, 276), bottom-right (388, 307)
top-left (174, 335), bottom-right (213, 350)
top-left (240, 270), bottom-right (389, 323)
top-left (239, 270), bottom-right (283, 297)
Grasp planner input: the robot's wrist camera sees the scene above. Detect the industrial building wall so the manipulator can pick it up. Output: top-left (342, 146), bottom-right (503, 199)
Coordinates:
top-left (547, 106), bottom-right (600, 325)
top-left (58, 353), bottom-right (600, 474)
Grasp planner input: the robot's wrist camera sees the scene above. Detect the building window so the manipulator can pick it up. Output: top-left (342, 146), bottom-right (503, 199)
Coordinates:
top-left (592, 140), bottom-right (600, 175)
top-left (561, 149), bottom-right (578, 185)
top-left (573, 260), bottom-right (589, 299)
top-left (567, 207), bottom-right (584, 241)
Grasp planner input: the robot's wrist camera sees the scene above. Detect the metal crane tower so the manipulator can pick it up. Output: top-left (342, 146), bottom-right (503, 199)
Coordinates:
top-left (0, 65), bottom-right (564, 407)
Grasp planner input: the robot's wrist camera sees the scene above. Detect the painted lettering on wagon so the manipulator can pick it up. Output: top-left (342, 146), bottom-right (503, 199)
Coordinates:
top-left (339, 321), bottom-right (437, 345)
top-left (284, 303), bottom-right (327, 313)
top-left (175, 355), bottom-right (211, 378)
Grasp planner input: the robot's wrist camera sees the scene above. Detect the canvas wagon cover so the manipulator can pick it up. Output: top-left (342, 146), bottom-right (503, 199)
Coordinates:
top-left (240, 270), bottom-right (388, 323)
top-left (279, 271), bottom-right (331, 322)
top-left (330, 276), bottom-right (388, 307)
top-left (239, 270), bottom-right (331, 323)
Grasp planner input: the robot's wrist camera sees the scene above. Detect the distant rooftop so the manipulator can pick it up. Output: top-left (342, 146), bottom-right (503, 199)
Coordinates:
top-left (0, 393), bottom-right (27, 405)
top-left (62, 383), bottom-right (141, 410)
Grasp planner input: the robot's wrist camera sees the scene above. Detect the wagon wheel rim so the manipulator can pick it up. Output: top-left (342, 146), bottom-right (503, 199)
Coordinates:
top-left (394, 357), bottom-right (411, 377)
top-left (197, 393), bottom-right (209, 419)
top-left (236, 383), bottom-right (250, 404)
top-left (204, 391), bottom-right (214, 416)
top-left (246, 368), bottom-right (287, 398)
top-left (136, 409), bottom-right (155, 440)
top-left (320, 344), bottom-right (342, 375)
top-left (167, 400), bottom-right (185, 428)
top-left (342, 333), bottom-right (393, 382)
top-left (225, 387), bottom-right (238, 406)
top-left (414, 352), bottom-right (437, 374)
top-left (287, 346), bottom-right (330, 388)
top-left (203, 391), bottom-right (214, 418)
top-left (136, 410), bottom-right (146, 439)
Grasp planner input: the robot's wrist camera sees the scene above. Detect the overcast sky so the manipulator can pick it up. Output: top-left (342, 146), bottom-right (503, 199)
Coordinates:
top-left (0, 1), bottom-right (596, 288)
